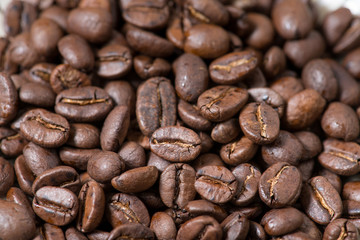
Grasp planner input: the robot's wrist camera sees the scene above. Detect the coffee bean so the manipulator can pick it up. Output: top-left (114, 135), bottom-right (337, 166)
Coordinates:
top-left (136, 77), bottom-right (176, 136)
top-left (301, 176), bottom-right (342, 225)
top-left (333, 18), bottom-right (360, 54)
top-left (177, 99), bottom-right (212, 131)
top-left (40, 5), bottom-right (69, 31)
top-left (192, 153), bottom-right (224, 171)
top-left (87, 151), bottom-right (124, 183)
top-left (0, 157), bottom-right (14, 196)
top-left (247, 87), bottom-right (285, 118)
top-left (343, 47), bottom-right (360, 78)
top-left (134, 55), bottom-right (171, 79)
top-left (211, 118), bottom-right (240, 144)
top-left (0, 73), bottom-right (18, 126)
top-left (65, 227), bottom-right (87, 240)
top-left (318, 168), bottom-right (342, 194)
top-left (184, 0), bottom-right (229, 26)
top-left (220, 136), bottom-right (258, 166)
top-left (150, 126), bottom-right (201, 162)
top-left (19, 82), bottom-right (56, 108)
top-left (248, 221), bottom-right (266, 240)
top-left (104, 80), bottom-right (135, 110)
top-left (322, 8), bottom-right (352, 46)
top-left (197, 85), bottom-right (248, 122)
top-left (246, 13), bottom-right (274, 49)
top-left (33, 186), bottom-right (79, 226)
top-left (67, 123), bottom-right (99, 149)
top-left (259, 162), bottom-right (302, 208)
top-left (270, 76), bottom-right (304, 102)
top-left (221, 212), bottom-right (249, 240)
top-left (119, 141), bottom-right (146, 170)
top-left (59, 147), bottom-right (101, 171)
top-left (29, 63), bottom-right (55, 87)
top-left (20, 108), bottom-right (70, 148)
top-left (240, 102), bottom-right (280, 145)
top-left (176, 216), bottom-right (223, 240)
top-left (342, 181), bottom-right (360, 202)
top-left (6, 187), bottom-right (35, 221)
top-left (294, 131), bottom-right (322, 160)
top-left (323, 218), bottom-right (359, 240)
top-left (108, 223), bottom-right (155, 240)
top-left (14, 155), bottom-right (35, 196)
top-left (55, 86), bottom-right (114, 122)
top-left (263, 46), bottom-right (286, 78)
top-left (150, 212), bottom-right (177, 240)
top-left (9, 32), bottom-right (42, 68)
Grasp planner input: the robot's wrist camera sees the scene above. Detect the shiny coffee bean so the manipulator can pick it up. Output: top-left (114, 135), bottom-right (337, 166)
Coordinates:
top-left (150, 212), bottom-right (177, 240)
top-left (19, 82), bottom-right (56, 107)
top-left (176, 216), bottom-right (223, 240)
top-left (221, 212), bottom-right (250, 240)
top-left (108, 223), bottom-right (155, 240)
top-left (177, 100), bottom-right (212, 131)
top-left (134, 55), bottom-right (171, 79)
top-left (220, 136), bottom-right (258, 166)
top-left (0, 73), bottom-right (18, 126)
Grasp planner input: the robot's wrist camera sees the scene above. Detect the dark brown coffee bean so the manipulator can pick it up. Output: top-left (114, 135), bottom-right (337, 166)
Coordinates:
top-left (183, 199), bottom-right (228, 223)
top-left (77, 180), bottom-right (105, 233)
top-left (150, 212), bottom-right (177, 240)
top-left (55, 86), bottom-right (114, 122)
top-left (221, 212), bottom-right (250, 240)
top-left (138, 188), bottom-right (165, 210)
top-left (67, 123), bottom-right (99, 149)
top-left (343, 181), bottom-right (360, 202)
top-left (232, 163), bottom-right (261, 207)
top-left (108, 223), bottom-right (155, 240)
top-left (270, 76), bottom-right (304, 102)
top-left (199, 132), bottom-right (214, 154)
top-left (246, 13), bottom-right (274, 49)
top-left (284, 31), bottom-right (326, 68)
top-left (0, 73), bottom-right (18, 126)
top-left (10, 73), bottom-right (29, 90)
top-left (263, 46), bottom-right (286, 78)
top-left (14, 155), bottom-right (35, 196)
top-left (106, 193), bottom-right (150, 228)
top-left (119, 141), bottom-right (146, 170)
top-left (285, 89), bottom-right (326, 130)
top-left (29, 63), bottom-right (55, 86)
top-left (9, 32), bottom-right (42, 68)
top-left (184, 0), bottom-right (229, 26)
top-left (33, 186), bottom-right (79, 226)
top-left (323, 218), bottom-right (359, 240)
top-left (134, 55), bottom-right (171, 79)
top-left (31, 166), bottom-right (80, 194)
top-left (177, 216), bottom-right (223, 240)
top-left (272, 0), bottom-right (313, 40)
top-left (159, 163), bottom-right (196, 208)
top-left (318, 168), bottom-right (342, 194)
top-left (19, 82), bottom-right (56, 108)
top-left (0, 199), bottom-right (36, 240)
top-left (197, 85), bottom-right (248, 122)
top-left (261, 207), bottom-right (303, 236)
top-left (86, 230), bottom-right (109, 240)
top-left (166, 15), bottom-right (185, 49)
top-left (240, 102), bottom-right (280, 145)
top-left (58, 34), bottom-right (95, 71)
top-left (4, 1), bottom-right (37, 37)
top-left (100, 105), bottom-right (130, 152)
top-left (184, 23), bottom-right (230, 59)
top-left (127, 27), bottom-right (174, 58)
top-left (343, 47), bottom-right (360, 78)
top-left (147, 152), bottom-right (171, 173)
top-left (136, 77), bottom-right (176, 136)
top-left (0, 157), bottom-right (15, 196)
top-left (87, 151), bottom-right (125, 183)
top-left (20, 108), bottom-right (70, 148)
top-left (173, 53), bottom-right (209, 102)
top-left (323, 8), bottom-right (353, 46)
top-left (178, 100), bottom-right (212, 131)
top-left (333, 18), bottom-right (360, 54)
top-left (247, 87), bottom-right (285, 118)
top-left (248, 221), bottom-right (266, 240)
top-left (321, 102), bottom-right (359, 142)
top-left (60, 147), bottom-right (101, 171)
top-left (294, 131), bottom-right (322, 160)
top-left (301, 176), bottom-right (342, 225)
top-left (220, 136), bottom-right (258, 166)
top-left (318, 138), bottom-right (360, 176)
top-left (195, 165), bottom-right (238, 204)
top-left (209, 50), bottom-right (258, 84)
top-left (192, 153), bottom-right (224, 171)
top-left (262, 130), bottom-right (304, 166)
top-left (104, 80), bottom-right (135, 111)
top-left (50, 64), bottom-right (91, 94)
top-left (40, 6), bottom-right (69, 31)
top-left (112, 166), bottom-right (158, 193)
top-left (65, 227), bottom-right (88, 240)
top-left (67, 8), bottom-right (113, 43)
top-left (211, 118), bottom-right (240, 144)
top-left (30, 18), bottom-right (63, 56)
top-left (6, 187), bottom-right (35, 221)
top-left (343, 199), bottom-right (360, 218)
top-left (259, 162), bottom-right (302, 208)
top-left (150, 126), bottom-right (201, 162)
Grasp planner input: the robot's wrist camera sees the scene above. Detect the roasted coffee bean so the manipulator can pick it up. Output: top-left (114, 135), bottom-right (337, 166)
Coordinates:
top-left (30, 18), bottom-right (63, 57)
top-left (134, 55), bottom-right (171, 80)
top-left (166, 15), bottom-right (186, 49)
top-left (220, 136), bottom-right (258, 166)
top-left (232, 163), bottom-right (261, 207)
top-left (248, 221), bottom-right (266, 240)
top-left (77, 180), bottom-right (105, 233)
top-left (0, 73), bottom-right (18, 126)
top-left (343, 47), bottom-right (360, 78)
top-left (178, 100), bottom-right (212, 131)
top-left (302, 59), bottom-right (338, 101)
top-left (147, 152), bottom-right (171, 173)
top-left (159, 163), bottom-right (196, 208)
top-left (184, 0), bottom-right (229, 26)
top-left (333, 18), bottom-right (360, 54)
top-left (262, 130), bottom-right (304, 166)
top-left (14, 155), bottom-right (35, 196)
top-left (173, 53), bottom-right (209, 102)
top-left (40, 6), bottom-right (69, 31)
top-left (67, 123), bottom-right (99, 149)
top-left (29, 63), bottom-right (55, 86)
top-left (4, 1), bottom-right (37, 37)
top-left (0, 131), bottom-right (27, 157)
top-left (184, 23), bottom-right (230, 59)
top-left (33, 186), bottom-right (79, 226)
top-left (19, 82), bottom-right (56, 107)
top-left (59, 147), bottom-right (101, 171)
top-left (138, 188), bottom-right (165, 210)
top-left (20, 108), bottom-right (70, 148)
top-left (246, 13), bottom-right (274, 49)
top-left (100, 105), bottom-right (130, 152)
top-left (318, 168), bottom-right (342, 194)
top-left (321, 102), bottom-right (359, 142)
top-left (221, 212), bottom-right (249, 240)
top-left (259, 162), bottom-right (302, 208)
top-left (67, 8), bottom-right (113, 43)
top-left (58, 34), bottom-right (95, 71)
top-left (96, 44), bottom-right (132, 79)
top-left (65, 227), bottom-right (87, 240)
top-left (150, 126), bottom-right (201, 162)
top-left (323, 218), bottom-right (359, 240)
top-left (263, 46), bottom-right (286, 78)
top-left (108, 223), bottom-right (155, 240)
top-left (0, 157), bottom-right (15, 196)
top-left (198, 85), bottom-right (248, 122)
top-left (136, 77), bottom-right (176, 136)
top-left (239, 102), bottom-right (280, 145)
top-left (270, 76), bottom-right (304, 102)
top-left (199, 132), bottom-right (214, 153)
top-left (150, 212), bottom-right (177, 240)
top-left (106, 193), bottom-right (150, 228)
top-left (247, 87), bottom-right (285, 118)
top-left (0, 199), bottom-right (37, 240)
top-left (209, 50), bottom-right (258, 84)
top-left (118, 141), bottom-right (146, 170)
top-left (31, 166), bottom-right (80, 194)
top-left (87, 151), bottom-right (125, 183)
top-left (301, 176), bottom-right (342, 225)
top-left (343, 199), bottom-right (360, 218)
top-left (176, 216), bottom-right (223, 240)
top-left (211, 118), bottom-right (240, 144)
top-left (86, 230), bottom-right (109, 240)
top-left (318, 138), bottom-right (360, 176)
top-left (261, 207), bottom-right (303, 236)
top-left (112, 166), bottom-right (158, 193)
top-left (342, 181), bottom-right (360, 202)
top-left (127, 27), bottom-right (174, 58)
top-left (294, 131), bottom-right (322, 160)
top-left (6, 187), bottom-right (35, 221)
top-left (195, 165), bottom-right (238, 204)
top-left (192, 153), bottom-right (224, 171)
top-left (50, 64), bottom-right (91, 94)
top-left (183, 199), bottom-right (228, 223)
top-left (104, 80), bottom-right (135, 110)
top-left (322, 8), bottom-right (353, 46)
top-left (272, 0), bottom-right (313, 40)
top-left (55, 86), bottom-right (114, 122)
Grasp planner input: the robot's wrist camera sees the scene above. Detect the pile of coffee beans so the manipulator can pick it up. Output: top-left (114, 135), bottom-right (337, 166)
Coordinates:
top-left (1, 0), bottom-right (360, 239)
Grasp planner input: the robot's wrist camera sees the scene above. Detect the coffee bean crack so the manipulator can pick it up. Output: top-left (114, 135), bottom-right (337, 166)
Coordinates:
top-left (236, 166), bottom-right (255, 198)
top-left (111, 201), bottom-right (141, 224)
top-left (267, 166), bottom-right (289, 200)
top-left (211, 57), bottom-right (257, 73)
top-left (310, 182), bottom-right (335, 219)
top-left (328, 150), bottom-right (358, 163)
top-left (30, 115), bottom-right (67, 132)
top-left (197, 175), bottom-right (236, 194)
top-left (187, 5), bottom-right (210, 23)
top-left (256, 103), bottom-right (268, 139)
